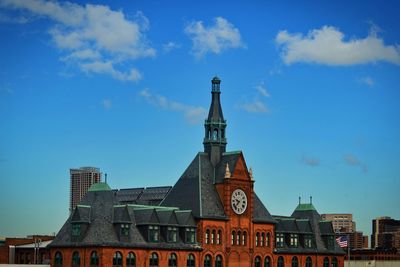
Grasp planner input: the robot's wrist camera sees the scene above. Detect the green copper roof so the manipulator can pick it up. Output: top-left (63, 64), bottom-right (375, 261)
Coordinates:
top-left (88, 182), bottom-right (111, 192)
top-left (294, 203), bottom-right (317, 211)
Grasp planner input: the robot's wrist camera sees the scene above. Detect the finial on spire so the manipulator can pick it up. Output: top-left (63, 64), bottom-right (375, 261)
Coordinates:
top-left (299, 196), bottom-right (301, 204)
top-left (310, 196), bottom-right (312, 204)
top-left (249, 167), bottom-right (253, 180)
top-left (105, 173), bottom-right (108, 184)
top-left (225, 163), bottom-right (231, 178)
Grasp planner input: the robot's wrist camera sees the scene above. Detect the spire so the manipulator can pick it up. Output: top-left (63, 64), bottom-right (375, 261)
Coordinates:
top-left (203, 76), bottom-right (227, 166)
top-left (224, 163), bottom-right (231, 178)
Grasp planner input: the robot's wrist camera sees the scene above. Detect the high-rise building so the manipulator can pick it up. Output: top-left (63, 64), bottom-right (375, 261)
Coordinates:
top-left (321, 213), bottom-right (355, 232)
top-left (371, 216), bottom-right (400, 249)
top-left (69, 167), bottom-right (101, 212)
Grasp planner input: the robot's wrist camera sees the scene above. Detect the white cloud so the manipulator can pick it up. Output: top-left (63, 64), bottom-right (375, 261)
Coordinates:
top-left (163, 41), bottom-right (181, 53)
top-left (185, 17), bottom-right (245, 58)
top-left (139, 88), bottom-right (207, 124)
top-left (359, 76), bottom-right (374, 87)
top-left (238, 101), bottom-right (268, 113)
top-left (80, 61), bottom-right (141, 82)
top-left (0, 0), bottom-right (155, 81)
top-left (276, 25), bottom-right (400, 65)
top-left (255, 82), bottom-right (270, 97)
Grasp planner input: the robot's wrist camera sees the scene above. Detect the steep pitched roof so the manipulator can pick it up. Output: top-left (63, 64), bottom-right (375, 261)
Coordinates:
top-left (161, 153), bottom-right (227, 220)
top-left (49, 190), bottom-right (201, 250)
top-left (253, 193), bottom-right (276, 224)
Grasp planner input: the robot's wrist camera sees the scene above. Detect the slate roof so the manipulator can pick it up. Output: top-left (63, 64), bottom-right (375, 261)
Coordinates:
top-left (273, 203), bottom-right (345, 255)
top-left (161, 151), bottom-right (275, 223)
top-left (49, 188), bottom-right (200, 250)
top-left (161, 152), bottom-right (227, 220)
top-left (116, 186), bottom-right (171, 205)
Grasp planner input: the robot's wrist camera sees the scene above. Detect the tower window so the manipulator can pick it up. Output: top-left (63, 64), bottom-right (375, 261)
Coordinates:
top-left (213, 129), bottom-right (218, 140)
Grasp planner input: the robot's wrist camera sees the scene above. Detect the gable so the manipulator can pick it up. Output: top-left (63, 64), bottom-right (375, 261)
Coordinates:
top-left (232, 153), bottom-right (250, 180)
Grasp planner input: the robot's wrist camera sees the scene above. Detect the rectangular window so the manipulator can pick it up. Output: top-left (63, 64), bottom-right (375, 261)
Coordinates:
top-left (120, 224), bottom-right (130, 236)
top-left (276, 233), bottom-right (284, 247)
top-left (148, 225), bottom-right (159, 242)
top-left (185, 228), bottom-right (196, 243)
top-left (72, 224), bottom-right (81, 237)
top-left (304, 235), bottom-right (314, 248)
top-left (167, 227), bottom-right (178, 242)
top-left (290, 234), bottom-right (298, 247)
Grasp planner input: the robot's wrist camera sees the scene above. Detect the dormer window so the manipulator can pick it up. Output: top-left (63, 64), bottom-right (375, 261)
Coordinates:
top-left (324, 235), bottom-right (334, 249)
top-left (290, 234), bottom-right (299, 247)
top-left (72, 224), bottom-right (81, 237)
top-left (167, 227), bottom-right (178, 242)
top-left (185, 228), bottom-right (196, 243)
top-left (120, 224), bottom-right (130, 236)
top-left (148, 225), bottom-right (159, 242)
top-left (276, 233), bottom-right (284, 247)
top-left (304, 234), bottom-right (314, 248)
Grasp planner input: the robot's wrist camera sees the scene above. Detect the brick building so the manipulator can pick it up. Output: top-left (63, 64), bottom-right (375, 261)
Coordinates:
top-left (49, 77), bottom-right (345, 267)
top-left (0, 235), bottom-right (54, 264)
top-left (371, 216), bottom-right (400, 250)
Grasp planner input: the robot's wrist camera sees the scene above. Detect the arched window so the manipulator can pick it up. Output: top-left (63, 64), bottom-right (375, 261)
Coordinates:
top-left (204, 255), bottom-right (212, 267)
top-left (243, 231), bottom-right (247, 246)
top-left (150, 253), bottom-right (158, 267)
top-left (126, 252), bottom-right (136, 267)
top-left (264, 256), bottom-right (271, 267)
top-left (291, 256), bottom-right (298, 267)
top-left (277, 256), bottom-right (284, 267)
top-left (217, 230), bottom-right (222, 245)
top-left (237, 230), bottom-right (241, 245)
top-left (266, 233), bottom-right (270, 247)
top-left (261, 233), bottom-right (265, 246)
top-left (231, 231), bottom-right (236, 245)
top-left (211, 229), bottom-right (216, 244)
top-left (54, 251), bottom-right (62, 267)
top-left (90, 251), bottom-right (99, 266)
top-left (113, 252), bottom-right (122, 267)
top-left (187, 254), bottom-right (195, 267)
top-left (323, 257), bottom-right (329, 267)
top-left (213, 129), bottom-right (218, 140)
top-left (215, 255), bottom-right (223, 267)
top-left (168, 253), bottom-right (177, 267)
top-left (332, 257), bottom-right (338, 267)
top-left (255, 232), bottom-right (260, 246)
top-left (305, 257), bottom-right (312, 267)
top-left (205, 229), bottom-right (210, 244)
top-left (254, 256), bottom-right (261, 267)
top-left (72, 251), bottom-right (80, 267)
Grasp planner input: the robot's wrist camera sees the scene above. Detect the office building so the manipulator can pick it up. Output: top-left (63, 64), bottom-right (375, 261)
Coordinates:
top-left (70, 167), bottom-right (101, 212)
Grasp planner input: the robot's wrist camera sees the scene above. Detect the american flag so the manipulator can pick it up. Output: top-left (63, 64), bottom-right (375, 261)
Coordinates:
top-left (336, 236), bottom-right (348, 248)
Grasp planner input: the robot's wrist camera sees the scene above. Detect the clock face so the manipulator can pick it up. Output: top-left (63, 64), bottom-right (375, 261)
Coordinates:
top-left (231, 189), bottom-right (248, 215)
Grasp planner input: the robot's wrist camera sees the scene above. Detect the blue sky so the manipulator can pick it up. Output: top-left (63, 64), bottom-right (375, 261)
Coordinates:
top-left (0, 0), bottom-right (399, 240)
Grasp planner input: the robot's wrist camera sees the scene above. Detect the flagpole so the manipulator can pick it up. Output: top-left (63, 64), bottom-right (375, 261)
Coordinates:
top-left (347, 234), bottom-right (350, 267)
